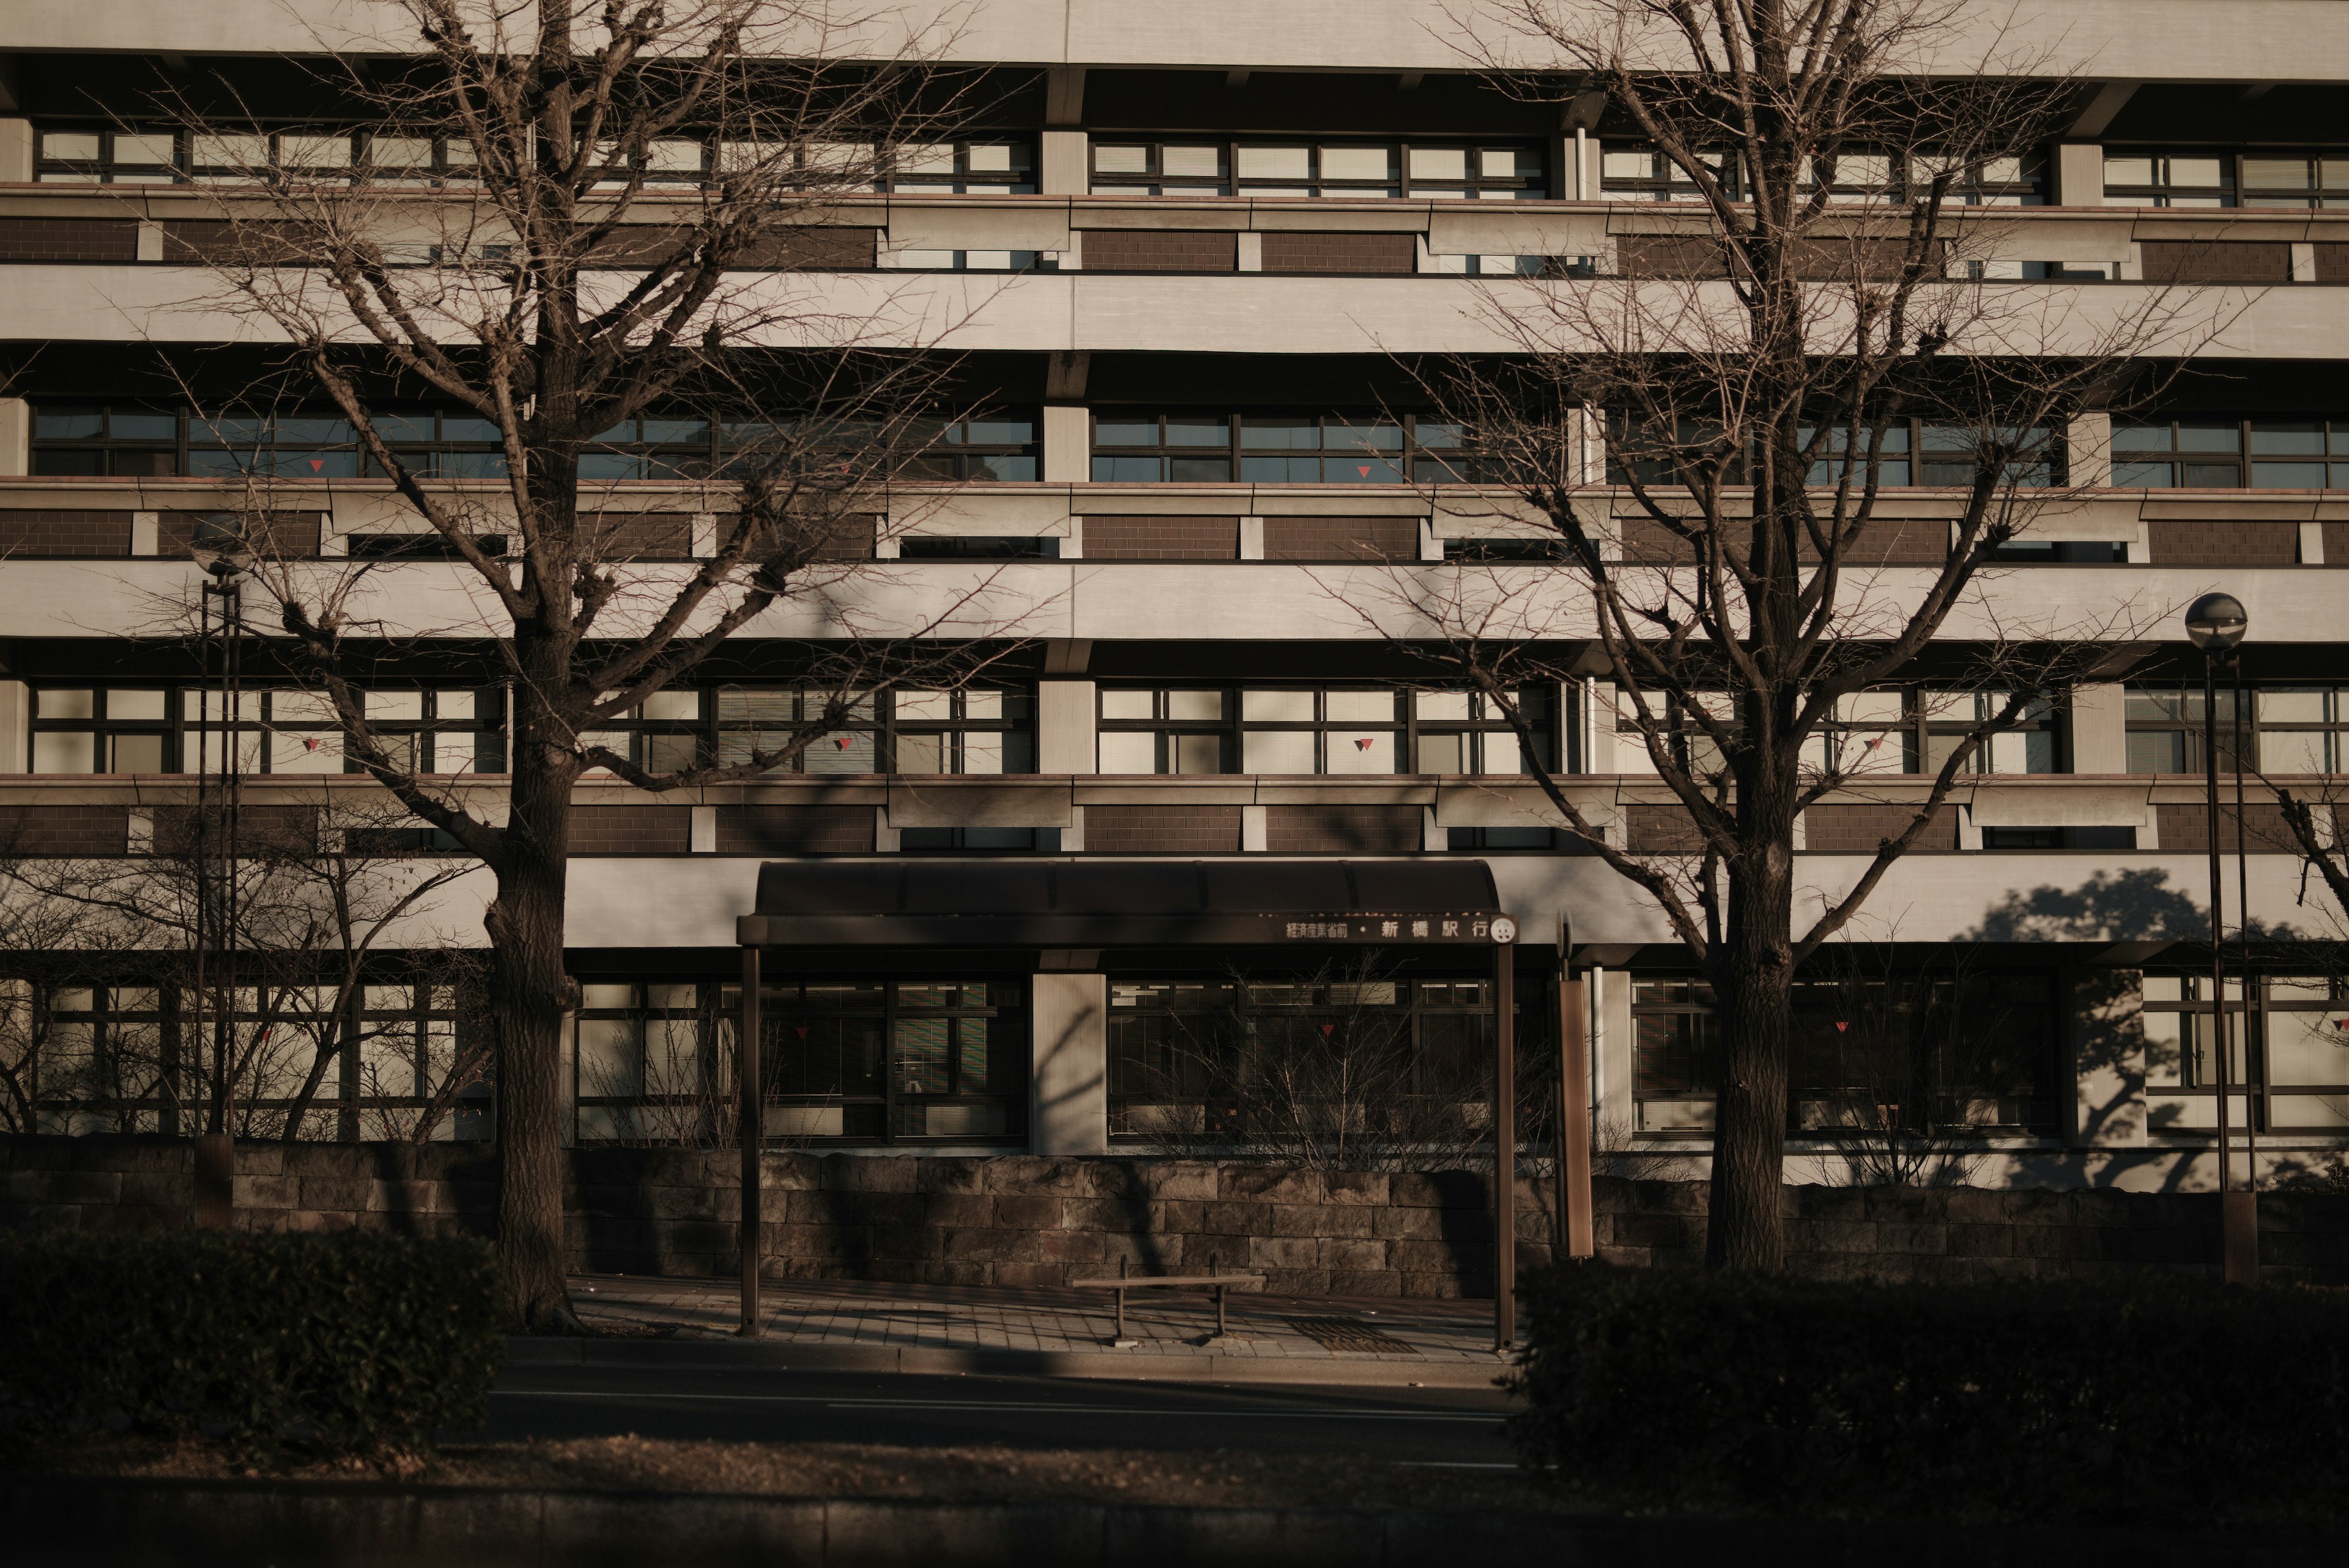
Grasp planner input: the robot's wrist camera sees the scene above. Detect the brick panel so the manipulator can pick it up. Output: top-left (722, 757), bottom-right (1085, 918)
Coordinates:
top-left (583, 511), bottom-right (693, 560)
top-left (716, 806), bottom-right (874, 854)
top-left (587, 225), bottom-right (877, 269)
top-left (151, 806), bottom-right (317, 858)
top-left (2315, 243), bottom-right (2349, 283)
top-left (1082, 516), bottom-right (1239, 561)
top-left (2154, 802), bottom-right (2298, 855)
top-left (1258, 232), bottom-right (1416, 275)
top-left (1627, 804), bottom-right (1706, 852)
top-left (1078, 229), bottom-right (1238, 272)
top-left (1264, 804), bottom-right (1420, 853)
top-left (1805, 803), bottom-right (1960, 853)
top-left (1617, 234), bottom-right (1729, 278)
top-left (1618, 232), bottom-right (1918, 281)
top-left (1261, 516), bottom-right (1419, 563)
top-left (2139, 240), bottom-right (2292, 284)
top-left (1083, 804), bottom-right (1243, 853)
top-left (158, 511), bottom-right (325, 559)
top-left (0, 510), bottom-right (135, 558)
top-left (1812, 519), bottom-right (1950, 564)
top-left (2322, 522), bottom-right (2349, 564)
top-left (0, 218), bottom-right (139, 262)
top-left (570, 806), bottom-right (692, 855)
top-left (1619, 519), bottom-right (1694, 563)
top-left (0, 807), bottom-right (130, 856)
top-left (2147, 520), bottom-right (2299, 566)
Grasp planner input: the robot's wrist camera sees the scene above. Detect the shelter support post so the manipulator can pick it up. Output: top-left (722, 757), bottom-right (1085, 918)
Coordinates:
top-left (1559, 976), bottom-right (1595, 1258)
top-left (740, 944), bottom-right (762, 1337)
top-left (1494, 938), bottom-right (1516, 1351)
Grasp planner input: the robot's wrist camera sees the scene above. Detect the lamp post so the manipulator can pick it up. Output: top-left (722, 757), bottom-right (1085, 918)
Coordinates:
top-left (1491, 913), bottom-right (1519, 1352)
top-left (190, 515), bottom-right (251, 1229)
top-left (2184, 591), bottom-right (2257, 1285)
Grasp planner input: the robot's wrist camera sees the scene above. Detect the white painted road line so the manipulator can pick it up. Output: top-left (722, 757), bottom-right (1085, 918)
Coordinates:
top-left (490, 1390), bottom-right (1503, 1421)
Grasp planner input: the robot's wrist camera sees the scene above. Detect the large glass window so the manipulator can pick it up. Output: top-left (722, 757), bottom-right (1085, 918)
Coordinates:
top-left (1106, 975), bottom-right (1508, 1146)
top-left (1098, 686), bottom-right (1549, 776)
top-left (2102, 150), bottom-right (2349, 210)
top-left (1091, 411), bottom-right (1461, 483)
top-left (2143, 974), bottom-right (2349, 1135)
top-left (1617, 416), bottom-right (2063, 488)
top-left (707, 685), bottom-right (1032, 776)
top-left (29, 685), bottom-right (498, 777)
top-left (1089, 139), bottom-right (1540, 200)
top-left (2125, 683), bottom-right (2349, 774)
top-left (28, 404), bottom-right (182, 477)
top-left (32, 125), bottom-right (184, 184)
top-left (1601, 147), bottom-right (2043, 205)
top-left (2110, 416), bottom-right (2349, 489)
top-left (1616, 687), bottom-right (2055, 777)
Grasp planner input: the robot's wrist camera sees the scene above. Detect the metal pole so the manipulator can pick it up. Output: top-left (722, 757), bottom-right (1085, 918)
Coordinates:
top-left (738, 943), bottom-right (763, 1336)
top-left (1557, 975), bottom-right (1595, 1259)
top-left (1494, 932), bottom-right (1516, 1351)
top-left (2202, 658), bottom-right (2252, 1284)
top-left (2230, 660), bottom-right (2261, 1279)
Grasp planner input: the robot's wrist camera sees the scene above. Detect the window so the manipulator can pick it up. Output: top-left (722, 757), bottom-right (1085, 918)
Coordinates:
top-left (2143, 974), bottom-right (2349, 1135)
top-left (1091, 411), bottom-right (1460, 483)
top-left (30, 688), bottom-right (170, 775)
top-left (1978, 827), bottom-right (2137, 850)
top-left (2126, 683), bottom-right (2349, 774)
top-left (33, 125), bottom-right (183, 184)
top-left (2111, 417), bottom-right (2349, 489)
top-left (1633, 979), bottom-right (1718, 1131)
top-left (1098, 686), bottom-right (1549, 776)
top-left (1601, 147), bottom-right (2042, 206)
top-left (2106, 150), bottom-right (2349, 209)
top-left (29, 405), bottom-right (182, 477)
top-left (897, 828), bottom-right (1058, 851)
top-left (1106, 976), bottom-right (1504, 1143)
top-left (1617, 688), bottom-right (2056, 777)
top-left (1088, 139), bottom-right (1540, 200)
top-left (1445, 827), bottom-right (1578, 850)
top-left (886, 141), bottom-right (1034, 195)
top-left (2236, 154), bottom-right (2349, 209)
top-left (656, 978), bottom-right (1028, 1144)
top-left (1790, 970), bottom-right (2059, 1132)
top-left (1792, 420), bottom-right (2063, 489)
top-left (574, 981), bottom-right (710, 1142)
top-left (188, 414), bottom-right (361, 479)
top-left (32, 979), bottom-right (482, 1140)
top-left (2102, 152), bottom-right (2235, 207)
top-left (710, 686), bottom-right (1032, 775)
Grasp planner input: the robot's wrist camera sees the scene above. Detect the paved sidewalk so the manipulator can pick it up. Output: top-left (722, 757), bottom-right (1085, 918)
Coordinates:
top-left (538, 1273), bottom-right (1514, 1389)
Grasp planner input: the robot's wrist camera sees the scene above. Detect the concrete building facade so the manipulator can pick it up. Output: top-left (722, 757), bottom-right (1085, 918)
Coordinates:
top-left (1, 2), bottom-right (2347, 1192)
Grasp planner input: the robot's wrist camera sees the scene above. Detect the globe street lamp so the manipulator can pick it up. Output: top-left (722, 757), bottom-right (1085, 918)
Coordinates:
top-left (191, 515), bottom-right (251, 1229)
top-left (2184, 592), bottom-right (2256, 1285)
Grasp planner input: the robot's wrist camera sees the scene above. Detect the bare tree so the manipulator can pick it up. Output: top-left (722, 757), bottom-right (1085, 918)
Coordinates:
top-left (144, 2), bottom-right (1031, 1326)
top-left (1371, 0), bottom-right (2242, 1267)
top-left (0, 785), bottom-right (484, 1140)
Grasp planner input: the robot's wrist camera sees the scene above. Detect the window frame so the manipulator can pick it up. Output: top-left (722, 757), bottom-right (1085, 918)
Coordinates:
top-left (2142, 973), bottom-right (2349, 1137)
top-left (1097, 684), bottom-right (1551, 778)
top-left (1086, 138), bottom-right (1543, 201)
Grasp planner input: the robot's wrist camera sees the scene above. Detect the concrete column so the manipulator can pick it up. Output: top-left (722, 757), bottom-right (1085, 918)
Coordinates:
top-left (131, 512), bottom-right (159, 555)
top-left (2291, 242), bottom-right (2318, 283)
top-left (1041, 404), bottom-right (1089, 484)
top-left (2068, 683), bottom-right (2127, 774)
top-left (690, 805), bottom-right (717, 852)
top-left (691, 512), bottom-right (718, 557)
top-left (2052, 143), bottom-right (2104, 207)
top-left (0, 120), bottom-right (31, 184)
top-left (1037, 679), bottom-right (1097, 774)
top-left (2299, 521), bottom-right (2326, 564)
top-left (1592, 968), bottom-right (1635, 1140)
top-left (1238, 517), bottom-right (1264, 560)
top-left (136, 221), bottom-right (163, 262)
top-left (0, 398), bottom-right (29, 477)
top-left (0, 681), bottom-right (27, 773)
top-left (1236, 232), bottom-right (1262, 272)
top-left (2067, 411), bottom-right (2112, 488)
top-left (1039, 129), bottom-right (1088, 196)
top-left (1241, 804), bottom-right (1267, 850)
top-left (2070, 968), bottom-right (2147, 1148)
top-left (1031, 971), bottom-right (1108, 1155)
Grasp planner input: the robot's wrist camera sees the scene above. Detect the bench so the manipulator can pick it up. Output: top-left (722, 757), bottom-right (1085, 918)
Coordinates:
top-left (1069, 1257), bottom-right (1266, 1345)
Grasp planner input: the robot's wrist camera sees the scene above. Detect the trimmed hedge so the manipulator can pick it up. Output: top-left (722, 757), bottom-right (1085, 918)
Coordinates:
top-left (0, 1230), bottom-right (503, 1454)
top-left (1508, 1263), bottom-right (2349, 1520)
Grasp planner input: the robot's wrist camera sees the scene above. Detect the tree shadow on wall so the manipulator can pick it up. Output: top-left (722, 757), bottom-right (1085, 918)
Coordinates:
top-left (1963, 866), bottom-right (2301, 946)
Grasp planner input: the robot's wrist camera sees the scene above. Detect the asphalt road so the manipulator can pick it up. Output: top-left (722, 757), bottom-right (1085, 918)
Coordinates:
top-left (473, 1365), bottom-right (1518, 1466)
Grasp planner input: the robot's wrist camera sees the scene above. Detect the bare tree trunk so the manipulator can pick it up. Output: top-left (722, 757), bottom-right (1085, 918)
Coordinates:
top-left (487, 626), bottom-right (582, 1328)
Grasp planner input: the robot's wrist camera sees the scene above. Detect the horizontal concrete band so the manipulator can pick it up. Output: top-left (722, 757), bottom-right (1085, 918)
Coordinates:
top-left (505, 1336), bottom-right (1503, 1389)
top-left (6, 1477), bottom-right (2343, 1568)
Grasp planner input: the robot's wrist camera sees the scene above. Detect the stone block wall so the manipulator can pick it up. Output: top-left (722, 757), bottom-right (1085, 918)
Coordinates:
top-left (7, 1135), bottom-right (2348, 1293)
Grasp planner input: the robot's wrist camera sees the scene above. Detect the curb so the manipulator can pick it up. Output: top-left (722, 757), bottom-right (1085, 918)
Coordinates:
top-left (507, 1336), bottom-right (1512, 1390)
top-left (9, 1476), bottom-right (2348, 1568)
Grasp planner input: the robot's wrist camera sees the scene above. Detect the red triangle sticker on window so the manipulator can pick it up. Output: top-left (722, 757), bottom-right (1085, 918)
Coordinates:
top-left (795, 1026), bottom-right (810, 1038)
top-left (1321, 1023), bottom-right (1336, 1036)
top-left (834, 735), bottom-right (852, 749)
top-left (1355, 737), bottom-right (1375, 751)
top-left (1356, 464), bottom-right (1371, 477)
top-left (303, 738), bottom-right (319, 751)
top-left (310, 458), bottom-right (325, 472)
top-left (1835, 1020), bottom-right (1849, 1033)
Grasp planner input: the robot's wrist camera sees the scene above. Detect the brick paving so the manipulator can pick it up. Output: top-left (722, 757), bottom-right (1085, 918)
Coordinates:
top-left (568, 1273), bottom-right (1506, 1370)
